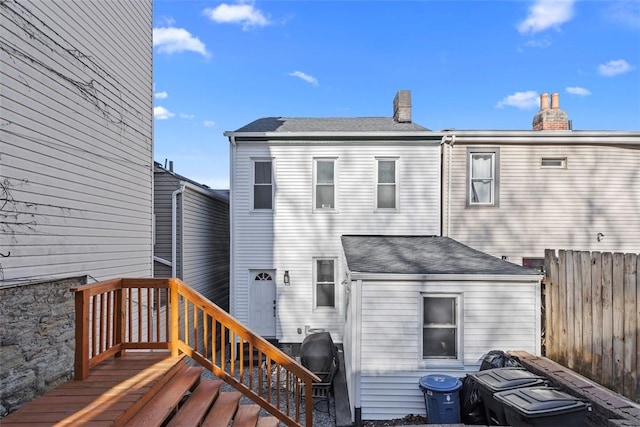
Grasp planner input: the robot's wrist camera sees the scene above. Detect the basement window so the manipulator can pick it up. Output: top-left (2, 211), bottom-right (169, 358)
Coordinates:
top-left (541, 157), bottom-right (567, 168)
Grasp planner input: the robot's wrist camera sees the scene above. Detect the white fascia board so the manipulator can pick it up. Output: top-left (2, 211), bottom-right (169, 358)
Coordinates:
top-left (224, 131), bottom-right (437, 139)
top-left (436, 130), bottom-right (640, 145)
top-left (348, 272), bottom-right (543, 282)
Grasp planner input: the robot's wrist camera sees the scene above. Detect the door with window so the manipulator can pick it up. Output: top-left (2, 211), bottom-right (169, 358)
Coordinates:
top-left (249, 271), bottom-right (276, 337)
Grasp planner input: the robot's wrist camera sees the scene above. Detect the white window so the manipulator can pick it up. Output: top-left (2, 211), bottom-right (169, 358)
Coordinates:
top-left (468, 148), bottom-right (499, 206)
top-left (376, 158), bottom-right (397, 209)
top-left (253, 160), bottom-right (273, 210)
top-left (541, 157), bottom-right (567, 168)
top-left (422, 295), bottom-right (460, 359)
top-left (314, 259), bottom-right (336, 308)
top-left (314, 159), bottom-right (336, 210)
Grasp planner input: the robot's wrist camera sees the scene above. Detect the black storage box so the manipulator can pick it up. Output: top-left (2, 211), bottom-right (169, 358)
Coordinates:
top-left (494, 386), bottom-right (591, 427)
top-left (469, 367), bottom-right (547, 425)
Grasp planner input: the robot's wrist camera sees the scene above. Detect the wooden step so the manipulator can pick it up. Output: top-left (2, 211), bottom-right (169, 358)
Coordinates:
top-left (125, 365), bottom-right (204, 426)
top-left (202, 391), bottom-right (242, 427)
top-left (256, 417), bottom-right (280, 427)
top-left (165, 379), bottom-right (223, 427)
top-left (232, 404), bottom-right (261, 427)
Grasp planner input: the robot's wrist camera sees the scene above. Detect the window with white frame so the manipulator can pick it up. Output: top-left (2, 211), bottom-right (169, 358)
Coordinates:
top-left (468, 148), bottom-right (499, 206)
top-left (376, 158), bottom-right (397, 209)
top-left (253, 160), bottom-right (273, 210)
top-left (315, 259), bottom-right (336, 308)
top-left (422, 295), bottom-right (460, 359)
top-left (314, 159), bottom-right (336, 210)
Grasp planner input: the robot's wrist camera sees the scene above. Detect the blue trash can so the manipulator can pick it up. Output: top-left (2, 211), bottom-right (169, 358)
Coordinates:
top-left (419, 374), bottom-right (462, 424)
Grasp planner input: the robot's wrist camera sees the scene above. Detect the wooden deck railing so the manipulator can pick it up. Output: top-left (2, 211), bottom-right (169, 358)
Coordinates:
top-left (73, 278), bottom-right (320, 427)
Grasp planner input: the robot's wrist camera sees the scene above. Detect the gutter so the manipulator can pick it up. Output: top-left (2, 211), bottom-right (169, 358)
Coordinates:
top-left (172, 184), bottom-right (185, 278)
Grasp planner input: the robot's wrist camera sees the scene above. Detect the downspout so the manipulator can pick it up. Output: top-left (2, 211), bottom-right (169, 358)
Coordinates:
top-left (172, 184), bottom-right (185, 278)
top-left (440, 134), bottom-right (456, 237)
top-left (229, 136), bottom-right (237, 317)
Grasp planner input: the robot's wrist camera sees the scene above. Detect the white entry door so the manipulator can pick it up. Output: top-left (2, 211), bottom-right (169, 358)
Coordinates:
top-left (249, 271), bottom-right (276, 337)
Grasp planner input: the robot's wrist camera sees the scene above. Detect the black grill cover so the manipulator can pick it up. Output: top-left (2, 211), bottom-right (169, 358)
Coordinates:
top-left (300, 331), bottom-right (337, 380)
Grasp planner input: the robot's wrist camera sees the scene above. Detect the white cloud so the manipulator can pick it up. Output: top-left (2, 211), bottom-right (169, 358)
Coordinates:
top-left (154, 106), bottom-right (175, 120)
top-left (153, 27), bottom-right (210, 57)
top-left (289, 71), bottom-right (319, 86)
top-left (203, 120), bottom-right (216, 127)
top-left (203, 3), bottom-right (269, 30)
top-left (598, 59), bottom-right (635, 77)
top-left (518, 0), bottom-right (576, 34)
top-left (496, 91), bottom-right (539, 110)
top-left (180, 113), bottom-right (195, 119)
top-left (566, 86), bottom-right (591, 96)
top-left (154, 91), bottom-right (168, 99)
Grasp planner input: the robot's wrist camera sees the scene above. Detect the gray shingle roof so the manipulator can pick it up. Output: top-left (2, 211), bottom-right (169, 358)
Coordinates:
top-left (234, 117), bottom-right (430, 133)
top-left (341, 235), bottom-right (541, 276)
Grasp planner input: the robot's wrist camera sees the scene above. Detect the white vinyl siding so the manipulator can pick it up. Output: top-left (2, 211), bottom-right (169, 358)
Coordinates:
top-left (352, 278), bottom-right (540, 420)
top-left (231, 142), bottom-right (441, 342)
top-left (444, 143), bottom-right (640, 262)
top-left (0, 1), bottom-right (153, 286)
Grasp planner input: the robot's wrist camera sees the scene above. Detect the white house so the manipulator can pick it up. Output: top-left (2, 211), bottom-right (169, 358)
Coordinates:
top-left (225, 91), bottom-right (443, 344)
top-left (341, 235), bottom-right (542, 422)
top-left (441, 93), bottom-right (640, 268)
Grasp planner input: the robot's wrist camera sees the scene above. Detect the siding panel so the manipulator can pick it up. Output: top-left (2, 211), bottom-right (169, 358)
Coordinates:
top-left (1, 1), bottom-right (153, 286)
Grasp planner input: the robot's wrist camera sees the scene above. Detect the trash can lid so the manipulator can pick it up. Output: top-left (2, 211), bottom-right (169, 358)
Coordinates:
top-left (419, 374), bottom-right (462, 392)
top-left (494, 387), bottom-right (591, 416)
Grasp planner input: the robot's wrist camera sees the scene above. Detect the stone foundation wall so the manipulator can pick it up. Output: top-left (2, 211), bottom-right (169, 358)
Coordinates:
top-left (0, 276), bottom-right (86, 416)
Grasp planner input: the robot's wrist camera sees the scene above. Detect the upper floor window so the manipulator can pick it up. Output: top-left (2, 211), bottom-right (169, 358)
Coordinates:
top-left (314, 159), bottom-right (336, 210)
top-left (422, 295), bottom-right (460, 360)
top-left (253, 160), bottom-right (273, 210)
top-left (468, 148), bottom-right (499, 206)
top-left (315, 258), bottom-right (336, 308)
top-left (376, 158), bottom-right (398, 209)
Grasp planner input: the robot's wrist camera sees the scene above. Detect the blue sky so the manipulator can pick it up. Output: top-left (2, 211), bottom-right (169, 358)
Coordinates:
top-left (152, 0), bottom-right (640, 189)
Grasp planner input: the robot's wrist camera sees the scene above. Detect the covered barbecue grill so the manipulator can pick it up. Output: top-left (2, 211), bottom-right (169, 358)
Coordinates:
top-left (300, 331), bottom-right (339, 410)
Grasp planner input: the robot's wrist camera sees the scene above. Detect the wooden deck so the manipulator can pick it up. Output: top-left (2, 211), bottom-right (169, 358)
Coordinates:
top-left (2, 351), bottom-right (185, 427)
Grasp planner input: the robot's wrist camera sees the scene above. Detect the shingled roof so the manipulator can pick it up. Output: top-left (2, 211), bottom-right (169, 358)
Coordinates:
top-left (233, 117), bottom-right (430, 133)
top-left (341, 235), bottom-right (541, 276)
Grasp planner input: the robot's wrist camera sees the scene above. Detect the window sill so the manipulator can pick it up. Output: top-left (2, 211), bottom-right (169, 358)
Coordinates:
top-left (419, 359), bottom-right (464, 370)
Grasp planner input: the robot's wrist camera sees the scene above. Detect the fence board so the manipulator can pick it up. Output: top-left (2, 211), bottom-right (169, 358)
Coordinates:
top-left (623, 254), bottom-right (637, 399)
top-left (558, 250), bottom-right (568, 366)
top-left (602, 253), bottom-right (614, 387)
top-left (565, 250), bottom-right (575, 370)
top-left (591, 252), bottom-right (603, 378)
top-left (573, 251), bottom-right (583, 372)
top-left (580, 251), bottom-right (592, 374)
top-left (612, 253), bottom-right (625, 395)
top-left (545, 249), bottom-right (639, 404)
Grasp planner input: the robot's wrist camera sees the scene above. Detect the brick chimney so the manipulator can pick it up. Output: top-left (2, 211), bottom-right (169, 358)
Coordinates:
top-left (393, 90), bottom-right (411, 123)
top-left (532, 92), bottom-right (569, 131)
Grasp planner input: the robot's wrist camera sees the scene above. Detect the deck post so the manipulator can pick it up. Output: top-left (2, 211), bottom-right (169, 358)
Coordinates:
top-left (115, 287), bottom-right (125, 357)
top-left (74, 289), bottom-right (90, 380)
top-left (170, 279), bottom-right (179, 356)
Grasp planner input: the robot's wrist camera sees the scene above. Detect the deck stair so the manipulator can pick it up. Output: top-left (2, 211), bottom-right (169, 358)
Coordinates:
top-left (1, 353), bottom-right (280, 427)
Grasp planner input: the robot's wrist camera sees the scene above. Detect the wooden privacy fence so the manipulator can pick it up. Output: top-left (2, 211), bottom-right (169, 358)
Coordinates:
top-left (544, 249), bottom-right (639, 403)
